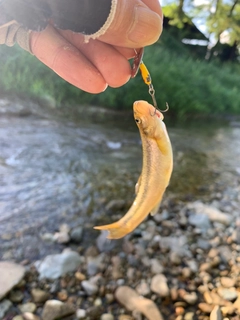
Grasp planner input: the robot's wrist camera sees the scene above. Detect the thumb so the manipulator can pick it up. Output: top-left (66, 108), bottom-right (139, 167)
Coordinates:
top-left (85, 0), bottom-right (163, 48)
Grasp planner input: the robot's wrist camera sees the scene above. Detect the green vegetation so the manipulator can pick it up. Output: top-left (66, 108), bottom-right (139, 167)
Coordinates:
top-left (0, 27), bottom-right (239, 118)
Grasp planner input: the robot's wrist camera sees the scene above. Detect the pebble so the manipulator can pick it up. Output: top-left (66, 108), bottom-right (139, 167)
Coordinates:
top-left (81, 280), bottom-right (98, 295)
top-left (41, 300), bottom-right (75, 320)
top-left (150, 258), bottom-right (164, 274)
top-left (0, 299), bottom-right (12, 318)
top-left (12, 316), bottom-right (24, 320)
top-left (53, 232), bottom-right (70, 244)
top-left (0, 261), bottom-right (25, 300)
top-left (70, 226), bottom-right (83, 243)
top-left (187, 202), bottom-right (232, 226)
top-left (198, 302), bottom-right (214, 314)
top-left (105, 199), bottom-right (126, 211)
top-left (210, 305), bottom-right (222, 320)
top-left (115, 286), bottom-right (164, 320)
top-left (220, 277), bottom-right (236, 288)
top-left (75, 271), bottom-right (86, 281)
top-left (9, 290), bottom-right (24, 303)
top-left (118, 316), bottom-right (134, 320)
top-left (18, 302), bottom-right (37, 313)
top-left (150, 274), bottom-right (170, 298)
top-left (31, 288), bottom-right (50, 303)
top-left (175, 306), bottom-right (185, 315)
top-left (217, 287), bottom-right (238, 301)
top-left (185, 312), bottom-right (194, 320)
top-left (182, 292), bottom-right (198, 305)
top-left (221, 304), bottom-right (236, 316)
top-left (76, 308), bottom-right (87, 319)
top-left (22, 313), bottom-right (40, 320)
top-left (188, 213), bottom-right (211, 231)
top-left (100, 313), bottom-right (114, 320)
top-left (96, 231), bottom-right (116, 252)
top-left (136, 280), bottom-right (151, 296)
top-left (35, 250), bottom-right (83, 279)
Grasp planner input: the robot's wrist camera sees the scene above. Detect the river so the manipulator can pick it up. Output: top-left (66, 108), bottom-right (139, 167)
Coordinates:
top-left (0, 97), bottom-right (239, 260)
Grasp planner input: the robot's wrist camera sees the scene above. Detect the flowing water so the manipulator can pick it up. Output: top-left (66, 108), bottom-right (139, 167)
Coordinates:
top-left (0, 98), bottom-right (240, 259)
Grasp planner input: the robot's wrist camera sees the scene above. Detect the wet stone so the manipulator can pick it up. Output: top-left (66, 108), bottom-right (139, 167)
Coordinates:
top-left (31, 288), bottom-right (50, 303)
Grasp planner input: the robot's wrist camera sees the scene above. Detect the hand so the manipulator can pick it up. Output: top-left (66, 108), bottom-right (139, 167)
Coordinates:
top-left (30, 0), bottom-right (163, 93)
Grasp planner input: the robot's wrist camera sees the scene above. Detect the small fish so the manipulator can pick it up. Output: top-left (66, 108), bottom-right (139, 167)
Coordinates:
top-left (94, 100), bottom-right (173, 239)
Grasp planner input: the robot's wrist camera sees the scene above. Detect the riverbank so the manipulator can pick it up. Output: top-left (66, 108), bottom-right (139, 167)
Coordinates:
top-left (0, 97), bottom-right (240, 319)
top-left (1, 194), bottom-right (240, 320)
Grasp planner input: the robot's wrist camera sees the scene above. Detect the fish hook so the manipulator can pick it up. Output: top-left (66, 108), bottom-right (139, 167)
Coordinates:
top-left (132, 50), bottom-right (169, 116)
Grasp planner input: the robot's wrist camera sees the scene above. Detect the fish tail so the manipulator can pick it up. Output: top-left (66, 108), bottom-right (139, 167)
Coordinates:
top-left (94, 221), bottom-right (130, 240)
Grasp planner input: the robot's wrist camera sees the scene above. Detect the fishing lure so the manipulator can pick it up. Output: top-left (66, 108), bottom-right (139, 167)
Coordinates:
top-left (132, 48), bottom-right (168, 114)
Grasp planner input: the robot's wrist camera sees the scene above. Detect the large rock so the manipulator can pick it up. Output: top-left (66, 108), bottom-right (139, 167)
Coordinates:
top-left (35, 250), bottom-right (83, 280)
top-left (0, 261), bottom-right (25, 300)
top-left (115, 286), bottom-right (164, 320)
top-left (41, 300), bottom-right (75, 320)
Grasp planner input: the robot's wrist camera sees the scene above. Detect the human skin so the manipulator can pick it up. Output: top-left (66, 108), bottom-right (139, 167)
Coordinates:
top-left (30, 0), bottom-right (163, 93)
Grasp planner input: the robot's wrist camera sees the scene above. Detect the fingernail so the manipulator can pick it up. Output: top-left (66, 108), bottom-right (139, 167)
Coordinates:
top-left (128, 6), bottom-right (162, 45)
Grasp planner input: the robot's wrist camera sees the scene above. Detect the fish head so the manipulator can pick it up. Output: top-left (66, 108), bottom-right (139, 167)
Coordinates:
top-left (133, 100), bottom-right (164, 138)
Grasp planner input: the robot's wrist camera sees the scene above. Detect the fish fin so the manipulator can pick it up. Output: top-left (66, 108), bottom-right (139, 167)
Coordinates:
top-left (135, 174), bottom-right (142, 195)
top-left (150, 200), bottom-right (162, 216)
top-left (94, 221), bottom-right (130, 240)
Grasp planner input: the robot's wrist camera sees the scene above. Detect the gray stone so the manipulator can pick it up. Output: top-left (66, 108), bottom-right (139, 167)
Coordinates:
top-left (0, 299), bottom-right (12, 318)
top-left (159, 235), bottom-right (191, 257)
top-left (187, 202), bottom-right (232, 226)
top-left (188, 213), bottom-right (211, 231)
top-left (218, 246), bottom-right (232, 264)
top-left (35, 250), bottom-right (83, 279)
top-left (87, 254), bottom-right (105, 276)
top-left (41, 300), bottom-right (75, 320)
top-left (96, 231), bottom-right (116, 252)
top-left (150, 274), bottom-right (170, 298)
top-left (81, 280), bottom-right (98, 296)
top-left (70, 227), bottom-right (83, 243)
top-left (0, 261), bottom-right (25, 300)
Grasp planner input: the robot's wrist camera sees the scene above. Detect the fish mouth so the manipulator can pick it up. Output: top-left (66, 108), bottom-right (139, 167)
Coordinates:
top-left (133, 100), bottom-right (154, 117)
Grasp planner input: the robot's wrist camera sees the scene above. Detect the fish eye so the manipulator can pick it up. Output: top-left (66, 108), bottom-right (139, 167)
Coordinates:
top-left (135, 118), bottom-right (141, 124)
